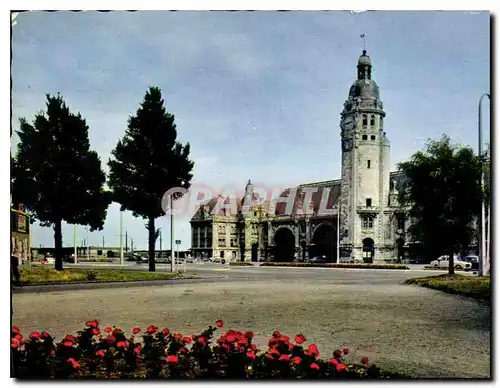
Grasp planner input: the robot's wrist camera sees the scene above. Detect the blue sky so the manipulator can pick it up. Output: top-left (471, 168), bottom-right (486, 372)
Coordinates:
top-left (11, 11), bottom-right (490, 250)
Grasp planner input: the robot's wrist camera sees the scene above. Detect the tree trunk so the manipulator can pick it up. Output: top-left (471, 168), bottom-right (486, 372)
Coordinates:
top-left (54, 219), bottom-right (63, 271)
top-left (448, 249), bottom-right (455, 276)
top-left (148, 215), bottom-right (156, 272)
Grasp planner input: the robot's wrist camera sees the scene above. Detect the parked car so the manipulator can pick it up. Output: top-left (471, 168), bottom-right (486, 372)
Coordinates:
top-left (306, 256), bottom-right (327, 264)
top-left (429, 256), bottom-right (472, 270)
top-left (460, 255), bottom-right (479, 271)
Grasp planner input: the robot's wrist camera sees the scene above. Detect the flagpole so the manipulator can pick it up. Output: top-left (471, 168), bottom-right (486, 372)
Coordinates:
top-left (336, 203), bottom-right (340, 263)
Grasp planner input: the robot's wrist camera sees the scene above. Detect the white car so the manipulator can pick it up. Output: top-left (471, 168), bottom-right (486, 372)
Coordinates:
top-left (429, 256), bottom-right (472, 270)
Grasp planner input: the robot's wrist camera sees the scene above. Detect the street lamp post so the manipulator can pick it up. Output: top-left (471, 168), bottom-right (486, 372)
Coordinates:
top-left (478, 93), bottom-right (490, 276)
top-left (170, 180), bottom-right (185, 273)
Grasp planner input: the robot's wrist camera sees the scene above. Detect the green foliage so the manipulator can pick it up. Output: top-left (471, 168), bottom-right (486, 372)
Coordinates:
top-left (405, 274), bottom-right (490, 301)
top-left (397, 135), bottom-right (487, 273)
top-left (85, 271), bottom-right (97, 281)
top-left (108, 87), bottom-right (194, 272)
top-left (260, 262), bottom-right (409, 270)
top-left (11, 321), bottom-right (400, 379)
top-left (17, 266), bottom-right (194, 285)
top-left (12, 94), bottom-right (111, 270)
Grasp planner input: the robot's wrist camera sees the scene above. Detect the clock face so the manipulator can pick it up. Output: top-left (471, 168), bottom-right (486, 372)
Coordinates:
top-left (342, 138), bottom-right (353, 152)
top-left (342, 115), bottom-right (354, 131)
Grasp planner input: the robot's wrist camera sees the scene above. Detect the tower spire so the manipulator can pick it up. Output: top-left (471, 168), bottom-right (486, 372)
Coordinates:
top-left (360, 33), bottom-right (367, 52)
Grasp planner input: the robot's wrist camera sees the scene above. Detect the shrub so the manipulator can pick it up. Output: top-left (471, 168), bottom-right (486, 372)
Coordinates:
top-left (85, 271), bottom-right (98, 281)
top-left (11, 321), bottom-right (401, 379)
top-left (229, 262), bottom-right (254, 266)
top-left (260, 262), bottom-right (409, 270)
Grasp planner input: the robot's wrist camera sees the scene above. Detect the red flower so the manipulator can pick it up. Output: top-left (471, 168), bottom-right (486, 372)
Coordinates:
top-left (11, 339), bottom-right (19, 349)
top-left (294, 334), bottom-right (306, 344)
top-left (343, 347), bottom-right (350, 355)
top-left (162, 328), bottom-right (170, 336)
top-left (104, 326), bottom-right (112, 333)
top-left (310, 362), bottom-right (320, 370)
top-left (268, 348), bottom-right (280, 358)
top-left (146, 325), bottom-right (157, 334)
top-left (336, 363), bottom-right (347, 372)
top-left (333, 349), bottom-right (342, 357)
top-left (197, 336), bottom-right (207, 345)
top-left (41, 331), bottom-right (50, 339)
top-left (279, 354), bottom-right (290, 362)
top-left (179, 347), bottom-right (188, 354)
top-left (173, 332), bottom-right (183, 341)
top-left (165, 355), bottom-right (178, 365)
top-left (244, 331), bottom-right (254, 339)
top-left (329, 358), bottom-right (339, 365)
top-left (29, 331), bottom-right (41, 340)
top-left (86, 320), bottom-right (99, 328)
top-left (361, 356), bottom-right (369, 365)
top-left (92, 328), bottom-right (100, 336)
top-left (268, 337), bottom-right (278, 347)
top-left (67, 358), bottom-right (80, 369)
top-left (116, 341), bottom-right (128, 349)
top-left (308, 344), bottom-right (319, 357)
top-left (291, 356), bottom-right (302, 365)
top-left (250, 344), bottom-right (257, 352)
top-left (64, 335), bottom-right (76, 343)
top-left (14, 333), bottom-right (23, 341)
top-left (12, 326), bottom-right (20, 334)
top-left (134, 344), bottom-right (142, 355)
top-left (272, 330), bottom-right (281, 338)
top-left (182, 336), bottom-right (192, 344)
top-left (96, 350), bottom-right (105, 358)
top-left (112, 328), bottom-right (122, 336)
top-left (62, 341), bottom-right (73, 347)
top-left (104, 335), bottom-right (115, 343)
top-left (226, 334), bottom-right (236, 343)
top-left (132, 327), bottom-right (141, 335)
top-left (246, 350), bottom-right (256, 360)
top-left (238, 337), bottom-right (248, 346)
top-left (215, 320), bottom-right (224, 328)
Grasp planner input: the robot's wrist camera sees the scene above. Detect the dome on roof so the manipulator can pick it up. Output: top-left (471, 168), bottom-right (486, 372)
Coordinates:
top-left (358, 50), bottom-right (371, 66)
top-left (348, 79), bottom-right (380, 100)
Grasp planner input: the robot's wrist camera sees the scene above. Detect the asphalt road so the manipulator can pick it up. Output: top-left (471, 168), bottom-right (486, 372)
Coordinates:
top-left (12, 264), bottom-right (490, 378)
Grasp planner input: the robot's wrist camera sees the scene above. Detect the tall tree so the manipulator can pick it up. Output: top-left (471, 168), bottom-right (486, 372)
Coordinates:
top-left (397, 135), bottom-right (487, 275)
top-left (108, 86), bottom-right (194, 272)
top-left (12, 94), bottom-right (112, 270)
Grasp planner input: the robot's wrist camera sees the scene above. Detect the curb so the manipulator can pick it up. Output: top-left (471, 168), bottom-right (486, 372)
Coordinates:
top-left (12, 276), bottom-right (226, 294)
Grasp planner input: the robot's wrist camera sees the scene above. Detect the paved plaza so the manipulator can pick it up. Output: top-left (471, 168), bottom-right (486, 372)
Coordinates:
top-left (12, 266), bottom-right (490, 378)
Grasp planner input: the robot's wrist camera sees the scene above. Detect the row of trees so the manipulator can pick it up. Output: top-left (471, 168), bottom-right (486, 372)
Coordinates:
top-left (11, 87), bottom-right (194, 272)
top-left (397, 135), bottom-right (490, 275)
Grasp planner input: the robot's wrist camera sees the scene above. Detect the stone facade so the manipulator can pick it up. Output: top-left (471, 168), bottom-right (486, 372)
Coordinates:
top-left (190, 51), bottom-right (411, 263)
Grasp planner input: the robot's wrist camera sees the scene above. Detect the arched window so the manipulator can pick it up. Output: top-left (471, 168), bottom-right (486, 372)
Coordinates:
top-left (362, 115), bottom-right (368, 127)
top-left (370, 115), bottom-right (375, 126)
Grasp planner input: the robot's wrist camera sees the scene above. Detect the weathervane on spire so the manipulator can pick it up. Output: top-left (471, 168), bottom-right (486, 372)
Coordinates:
top-left (360, 32), bottom-right (367, 51)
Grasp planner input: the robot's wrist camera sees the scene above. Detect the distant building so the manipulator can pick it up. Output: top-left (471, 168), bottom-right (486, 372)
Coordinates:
top-left (190, 51), bottom-right (416, 264)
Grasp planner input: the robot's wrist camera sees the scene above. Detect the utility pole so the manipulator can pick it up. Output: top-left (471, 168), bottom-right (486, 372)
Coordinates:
top-left (120, 210), bottom-right (124, 266)
top-left (160, 231), bottom-right (162, 252)
top-left (125, 231), bottom-right (128, 252)
top-left (86, 226), bottom-right (90, 261)
top-left (74, 225), bottom-right (78, 264)
top-left (131, 238), bottom-right (134, 252)
top-left (102, 236), bottom-right (105, 248)
top-left (336, 203), bottom-right (340, 264)
top-left (478, 93), bottom-right (490, 276)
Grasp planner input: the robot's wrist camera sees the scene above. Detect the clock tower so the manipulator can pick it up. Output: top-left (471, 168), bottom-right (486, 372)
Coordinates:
top-left (338, 50), bottom-right (391, 263)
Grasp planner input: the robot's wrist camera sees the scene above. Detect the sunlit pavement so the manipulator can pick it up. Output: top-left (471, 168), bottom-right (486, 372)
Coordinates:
top-left (13, 263), bottom-right (490, 379)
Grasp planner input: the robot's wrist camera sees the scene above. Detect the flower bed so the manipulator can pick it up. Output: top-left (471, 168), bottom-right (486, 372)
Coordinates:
top-left (260, 262), bottom-right (409, 270)
top-left (16, 266), bottom-right (196, 286)
top-left (405, 274), bottom-right (490, 302)
top-left (229, 262), bottom-right (254, 266)
top-left (11, 320), bottom-right (404, 379)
